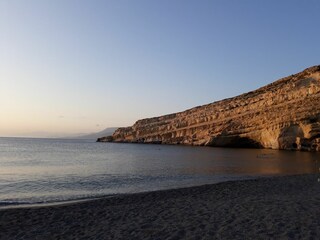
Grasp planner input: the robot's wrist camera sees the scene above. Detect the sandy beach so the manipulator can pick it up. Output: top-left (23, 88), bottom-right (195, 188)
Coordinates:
top-left (1, 174), bottom-right (320, 240)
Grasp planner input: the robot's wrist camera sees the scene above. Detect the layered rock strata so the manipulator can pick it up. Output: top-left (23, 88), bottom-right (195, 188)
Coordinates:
top-left (98, 66), bottom-right (320, 151)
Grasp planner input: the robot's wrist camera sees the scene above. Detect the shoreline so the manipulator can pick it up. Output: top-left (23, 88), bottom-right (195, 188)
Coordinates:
top-left (0, 175), bottom-right (262, 210)
top-left (1, 174), bottom-right (320, 239)
top-left (0, 173), bottom-right (293, 210)
top-left (0, 173), bottom-right (288, 211)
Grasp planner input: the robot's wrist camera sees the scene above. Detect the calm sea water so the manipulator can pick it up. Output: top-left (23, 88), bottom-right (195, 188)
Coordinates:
top-left (0, 137), bottom-right (319, 206)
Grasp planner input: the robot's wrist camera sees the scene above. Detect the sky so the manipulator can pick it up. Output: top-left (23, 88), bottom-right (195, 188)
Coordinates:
top-left (1, 0), bottom-right (320, 137)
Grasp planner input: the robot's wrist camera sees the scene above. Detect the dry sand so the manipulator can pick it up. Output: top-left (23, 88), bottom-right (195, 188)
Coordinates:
top-left (1, 174), bottom-right (320, 240)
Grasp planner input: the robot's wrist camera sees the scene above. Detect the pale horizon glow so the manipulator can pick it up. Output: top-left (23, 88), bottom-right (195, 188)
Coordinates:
top-left (1, 0), bottom-right (320, 137)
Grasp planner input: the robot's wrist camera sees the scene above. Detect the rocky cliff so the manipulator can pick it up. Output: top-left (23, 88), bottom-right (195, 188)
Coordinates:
top-left (98, 66), bottom-right (320, 151)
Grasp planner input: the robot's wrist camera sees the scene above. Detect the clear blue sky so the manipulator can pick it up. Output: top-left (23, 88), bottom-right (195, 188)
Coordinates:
top-left (1, 0), bottom-right (319, 137)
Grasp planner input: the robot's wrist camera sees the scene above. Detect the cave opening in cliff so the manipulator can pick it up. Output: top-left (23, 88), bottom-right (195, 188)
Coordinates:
top-left (227, 137), bottom-right (263, 148)
top-left (208, 136), bottom-right (263, 149)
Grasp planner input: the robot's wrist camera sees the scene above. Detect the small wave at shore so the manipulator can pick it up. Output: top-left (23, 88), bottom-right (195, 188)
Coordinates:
top-left (0, 175), bottom-right (257, 208)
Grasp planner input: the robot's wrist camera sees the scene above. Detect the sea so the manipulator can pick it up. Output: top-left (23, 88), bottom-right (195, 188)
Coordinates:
top-left (0, 137), bottom-right (319, 207)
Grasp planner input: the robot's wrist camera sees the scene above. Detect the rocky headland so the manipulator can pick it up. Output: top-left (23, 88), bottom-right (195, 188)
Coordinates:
top-left (98, 66), bottom-right (320, 151)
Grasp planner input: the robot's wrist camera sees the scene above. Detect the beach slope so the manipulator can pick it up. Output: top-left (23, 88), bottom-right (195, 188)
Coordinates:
top-left (1, 174), bottom-right (320, 239)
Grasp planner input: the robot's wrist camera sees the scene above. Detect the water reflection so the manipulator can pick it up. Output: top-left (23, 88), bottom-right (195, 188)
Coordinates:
top-left (169, 147), bottom-right (318, 176)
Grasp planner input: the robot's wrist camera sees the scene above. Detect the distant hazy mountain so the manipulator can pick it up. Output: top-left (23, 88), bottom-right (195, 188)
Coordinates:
top-left (73, 127), bottom-right (118, 139)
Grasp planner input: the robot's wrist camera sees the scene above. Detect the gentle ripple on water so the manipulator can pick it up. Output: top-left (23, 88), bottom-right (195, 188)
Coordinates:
top-left (0, 137), bottom-right (319, 206)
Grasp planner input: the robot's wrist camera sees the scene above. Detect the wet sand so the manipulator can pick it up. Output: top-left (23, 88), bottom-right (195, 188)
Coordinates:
top-left (1, 174), bottom-right (320, 240)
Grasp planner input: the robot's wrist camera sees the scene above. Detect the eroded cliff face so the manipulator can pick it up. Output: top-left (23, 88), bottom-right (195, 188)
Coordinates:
top-left (98, 66), bottom-right (320, 151)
